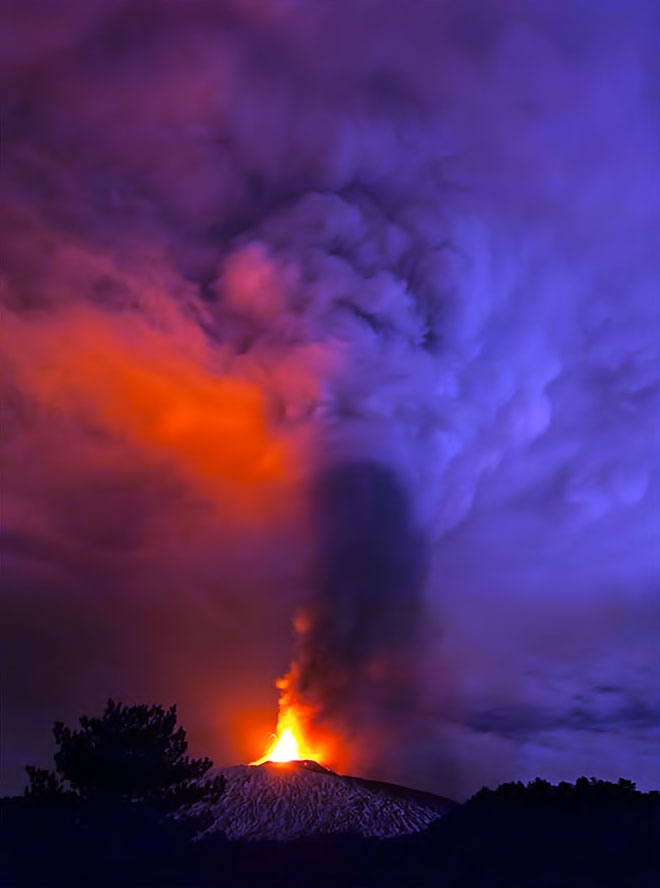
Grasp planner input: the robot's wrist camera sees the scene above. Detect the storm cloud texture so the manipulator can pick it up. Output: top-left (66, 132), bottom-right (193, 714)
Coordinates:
top-left (1, 0), bottom-right (658, 798)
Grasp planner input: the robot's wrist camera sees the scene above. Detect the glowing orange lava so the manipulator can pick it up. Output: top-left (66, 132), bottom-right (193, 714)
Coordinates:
top-left (250, 674), bottom-right (325, 765)
top-left (255, 728), bottom-right (300, 764)
top-left (250, 707), bottom-right (323, 765)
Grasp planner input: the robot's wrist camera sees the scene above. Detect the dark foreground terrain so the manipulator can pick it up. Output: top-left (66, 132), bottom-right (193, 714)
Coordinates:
top-left (2, 778), bottom-right (658, 887)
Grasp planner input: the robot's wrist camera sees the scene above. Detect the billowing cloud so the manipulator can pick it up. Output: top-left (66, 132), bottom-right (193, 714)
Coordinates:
top-left (1, 0), bottom-right (658, 797)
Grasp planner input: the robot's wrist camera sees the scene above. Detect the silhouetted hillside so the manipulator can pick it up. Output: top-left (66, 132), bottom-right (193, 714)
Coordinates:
top-left (2, 777), bottom-right (658, 887)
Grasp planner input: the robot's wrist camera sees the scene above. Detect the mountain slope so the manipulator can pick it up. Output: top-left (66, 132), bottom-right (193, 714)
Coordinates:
top-left (184, 761), bottom-right (454, 841)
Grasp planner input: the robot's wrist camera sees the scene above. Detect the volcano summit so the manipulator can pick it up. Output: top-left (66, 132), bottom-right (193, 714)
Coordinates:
top-left (183, 762), bottom-right (455, 842)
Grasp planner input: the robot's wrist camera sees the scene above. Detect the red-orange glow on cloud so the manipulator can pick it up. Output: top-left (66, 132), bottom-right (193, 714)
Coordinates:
top-left (2, 308), bottom-right (298, 519)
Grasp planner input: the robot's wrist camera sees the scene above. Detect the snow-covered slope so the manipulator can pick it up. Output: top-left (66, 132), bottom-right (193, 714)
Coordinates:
top-left (185, 761), bottom-right (454, 841)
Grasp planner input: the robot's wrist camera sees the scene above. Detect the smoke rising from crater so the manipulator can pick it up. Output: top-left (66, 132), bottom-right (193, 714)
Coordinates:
top-left (1, 0), bottom-right (658, 796)
top-left (291, 461), bottom-right (427, 769)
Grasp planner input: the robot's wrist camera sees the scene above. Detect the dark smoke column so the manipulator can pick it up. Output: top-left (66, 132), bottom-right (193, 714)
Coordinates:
top-left (292, 461), bottom-right (428, 772)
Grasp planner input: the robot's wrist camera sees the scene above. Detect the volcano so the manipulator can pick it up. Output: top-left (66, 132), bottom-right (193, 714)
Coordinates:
top-left (183, 762), bottom-right (455, 842)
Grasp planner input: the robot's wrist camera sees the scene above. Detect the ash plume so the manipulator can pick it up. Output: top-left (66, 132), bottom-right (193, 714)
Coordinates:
top-left (290, 462), bottom-right (427, 767)
top-left (1, 0), bottom-right (658, 797)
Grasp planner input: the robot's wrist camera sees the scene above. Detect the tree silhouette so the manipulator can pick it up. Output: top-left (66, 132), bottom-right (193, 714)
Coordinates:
top-left (24, 766), bottom-right (67, 799)
top-left (25, 699), bottom-right (225, 807)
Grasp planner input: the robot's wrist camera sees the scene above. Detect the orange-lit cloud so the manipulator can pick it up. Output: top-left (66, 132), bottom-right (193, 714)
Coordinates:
top-left (2, 306), bottom-right (299, 521)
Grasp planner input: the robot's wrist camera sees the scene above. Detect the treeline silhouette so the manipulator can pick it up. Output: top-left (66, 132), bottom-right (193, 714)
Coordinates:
top-left (2, 701), bottom-right (658, 887)
top-left (24, 699), bottom-right (225, 807)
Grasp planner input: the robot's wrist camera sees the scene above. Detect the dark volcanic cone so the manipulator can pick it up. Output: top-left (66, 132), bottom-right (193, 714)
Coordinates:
top-left (184, 762), bottom-right (455, 841)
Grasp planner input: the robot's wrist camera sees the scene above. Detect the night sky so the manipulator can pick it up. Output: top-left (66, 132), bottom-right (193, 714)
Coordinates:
top-left (1, 0), bottom-right (658, 800)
